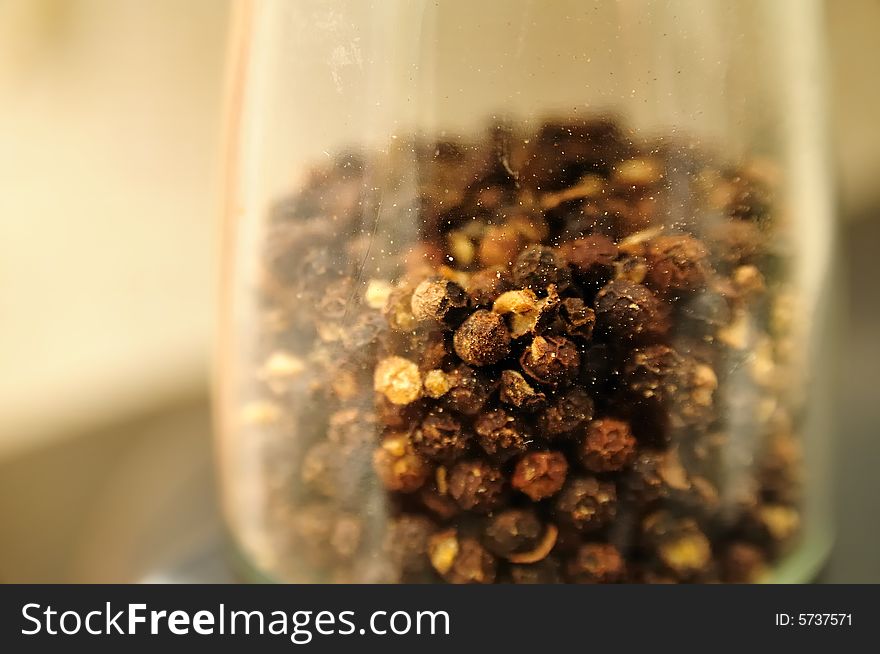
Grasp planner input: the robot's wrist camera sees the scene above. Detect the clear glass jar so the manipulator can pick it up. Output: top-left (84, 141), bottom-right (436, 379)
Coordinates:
top-left (217, 0), bottom-right (834, 583)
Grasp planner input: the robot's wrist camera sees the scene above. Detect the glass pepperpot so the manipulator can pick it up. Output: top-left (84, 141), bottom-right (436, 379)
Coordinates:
top-left (217, 0), bottom-right (834, 583)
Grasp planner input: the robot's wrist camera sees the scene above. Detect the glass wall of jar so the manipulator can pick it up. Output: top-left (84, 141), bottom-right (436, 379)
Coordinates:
top-left (217, 0), bottom-right (834, 583)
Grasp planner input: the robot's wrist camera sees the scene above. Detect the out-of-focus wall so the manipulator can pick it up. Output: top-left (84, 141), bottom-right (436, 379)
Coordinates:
top-left (0, 0), bottom-right (230, 455)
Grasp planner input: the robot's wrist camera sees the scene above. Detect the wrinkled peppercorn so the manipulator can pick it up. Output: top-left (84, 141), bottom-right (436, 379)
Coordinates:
top-left (580, 418), bottom-right (637, 472)
top-left (453, 310), bottom-right (512, 366)
top-left (412, 409), bottom-right (469, 463)
top-left (410, 278), bottom-right (469, 325)
top-left (374, 356), bottom-right (423, 405)
top-left (540, 388), bottom-right (595, 437)
top-left (566, 543), bottom-right (626, 583)
top-left (372, 433), bottom-right (431, 493)
top-left (385, 514), bottom-right (436, 582)
top-left (512, 451), bottom-right (568, 500)
top-left (448, 459), bottom-right (507, 513)
top-left (467, 266), bottom-right (508, 307)
top-left (594, 279), bottom-right (670, 342)
top-left (511, 245), bottom-right (571, 292)
top-left (474, 407), bottom-right (530, 461)
top-left (644, 234), bottom-right (709, 295)
top-left (482, 509), bottom-right (545, 558)
top-left (554, 476), bottom-right (617, 532)
top-left (499, 369), bottom-right (547, 411)
top-left (520, 335), bottom-right (581, 385)
top-left (560, 235), bottom-right (618, 288)
top-left (642, 511), bottom-right (712, 579)
top-left (558, 297), bottom-right (596, 339)
top-left (428, 528), bottom-right (497, 584)
top-left (443, 364), bottom-right (495, 415)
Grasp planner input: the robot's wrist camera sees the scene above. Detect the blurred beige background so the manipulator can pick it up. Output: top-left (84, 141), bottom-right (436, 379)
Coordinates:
top-left (0, 0), bottom-right (877, 582)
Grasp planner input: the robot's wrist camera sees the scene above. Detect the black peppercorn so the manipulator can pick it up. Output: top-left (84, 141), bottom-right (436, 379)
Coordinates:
top-left (442, 364), bottom-right (496, 415)
top-left (411, 409), bottom-right (470, 463)
top-left (520, 335), bottom-right (581, 385)
top-left (372, 433), bottom-right (431, 493)
top-left (560, 235), bottom-right (618, 289)
top-left (512, 451), bottom-right (568, 501)
top-left (594, 279), bottom-right (670, 342)
top-left (466, 266), bottom-right (509, 307)
top-left (579, 418), bottom-right (637, 473)
top-left (511, 245), bottom-right (571, 292)
top-left (473, 407), bottom-right (530, 462)
top-left (566, 543), bottom-right (625, 583)
top-left (385, 514), bottom-right (436, 582)
top-left (540, 388), bottom-right (595, 437)
top-left (644, 234), bottom-right (709, 296)
top-left (448, 459), bottom-right (507, 513)
top-left (453, 310), bottom-right (512, 366)
top-left (499, 369), bottom-right (547, 411)
top-left (558, 297), bottom-right (596, 340)
top-left (482, 508), bottom-right (545, 558)
top-left (554, 476), bottom-right (617, 533)
top-left (428, 528), bottom-right (497, 584)
top-left (410, 278), bottom-right (469, 326)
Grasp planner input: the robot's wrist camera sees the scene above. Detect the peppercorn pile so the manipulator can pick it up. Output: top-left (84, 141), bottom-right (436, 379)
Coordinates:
top-left (242, 118), bottom-right (803, 583)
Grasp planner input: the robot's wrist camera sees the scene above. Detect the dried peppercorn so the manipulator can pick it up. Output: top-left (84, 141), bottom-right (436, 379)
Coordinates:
top-left (373, 356), bottom-right (422, 405)
top-left (499, 369), bottom-right (547, 411)
top-left (473, 407), bottom-right (529, 462)
top-left (566, 543), bottom-right (626, 583)
top-left (477, 224), bottom-right (525, 267)
top-left (642, 511), bottom-right (712, 578)
top-left (466, 266), bottom-right (508, 307)
top-left (411, 409), bottom-right (470, 463)
top-left (540, 388), bottom-right (595, 437)
top-left (442, 364), bottom-right (495, 415)
top-left (510, 245), bottom-right (571, 292)
top-left (594, 279), bottom-right (670, 342)
top-left (623, 448), bottom-right (689, 504)
top-left (482, 508), bottom-right (545, 558)
top-left (579, 418), bottom-right (636, 473)
top-left (453, 309), bottom-right (512, 366)
top-left (428, 528), bottom-right (497, 584)
top-left (448, 459), bottom-right (507, 513)
top-left (372, 433), bottom-right (431, 493)
top-left (721, 542), bottom-right (766, 583)
top-left (410, 278), bottom-right (469, 326)
top-left (510, 557), bottom-right (563, 584)
top-left (520, 335), bottom-right (581, 385)
top-left (560, 235), bottom-right (618, 288)
top-left (385, 514), bottom-right (436, 582)
top-left (383, 285), bottom-right (417, 332)
top-left (554, 476), bottom-right (617, 532)
top-left (558, 297), bottom-right (596, 340)
top-left (512, 451), bottom-right (568, 501)
top-left (644, 234), bottom-right (709, 295)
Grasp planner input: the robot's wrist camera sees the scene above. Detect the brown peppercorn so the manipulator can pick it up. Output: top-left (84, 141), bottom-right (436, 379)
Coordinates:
top-left (499, 369), bottom-right (548, 411)
top-left (418, 475), bottom-right (461, 520)
top-left (466, 266), bottom-right (508, 307)
top-left (385, 514), bottom-right (436, 582)
top-left (372, 433), bottom-right (431, 493)
top-left (554, 476), bottom-right (617, 533)
top-left (644, 234), bottom-right (709, 295)
top-left (512, 451), bottom-right (568, 500)
top-left (511, 245), bottom-right (571, 292)
top-left (624, 344), bottom-right (717, 427)
top-left (579, 418), bottom-right (637, 472)
top-left (540, 388), bottom-right (595, 437)
top-left (560, 235), bottom-right (618, 288)
top-left (520, 335), bottom-right (581, 385)
top-left (411, 409), bottom-right (469, 463)
top-left (594, 279), bottom-right (670, 342)
top-left (373, 356), bottom-right (422, 405)
top-left (410, 278), bottom-right (469, 326)
top-left (428, 528), bottom-right (497, 584)
top-left (477, 224), bottom-right (524, 267)
top-left (448, 459), bottom-right (507, 513)
top-left (721, 542), bottom-right (767, 583)
top-left (558, 297), bottom-right (596, 340)
top-left (482, 508), bottom-right (545, 558)
top-left (567, 543), bottom-right (626, 583)
top-left (473, 407), bottom-right (530, 462)
top-left (510, 557), bottom-right (563, 584)
top-left (453, 310), bottom-right (512, 366)
top-left (442, 364), bottom-right (496, 415)
top-left (623, 448), bottom-right (683, 504)
top-left (642, 511), bottom-right (712, 578)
